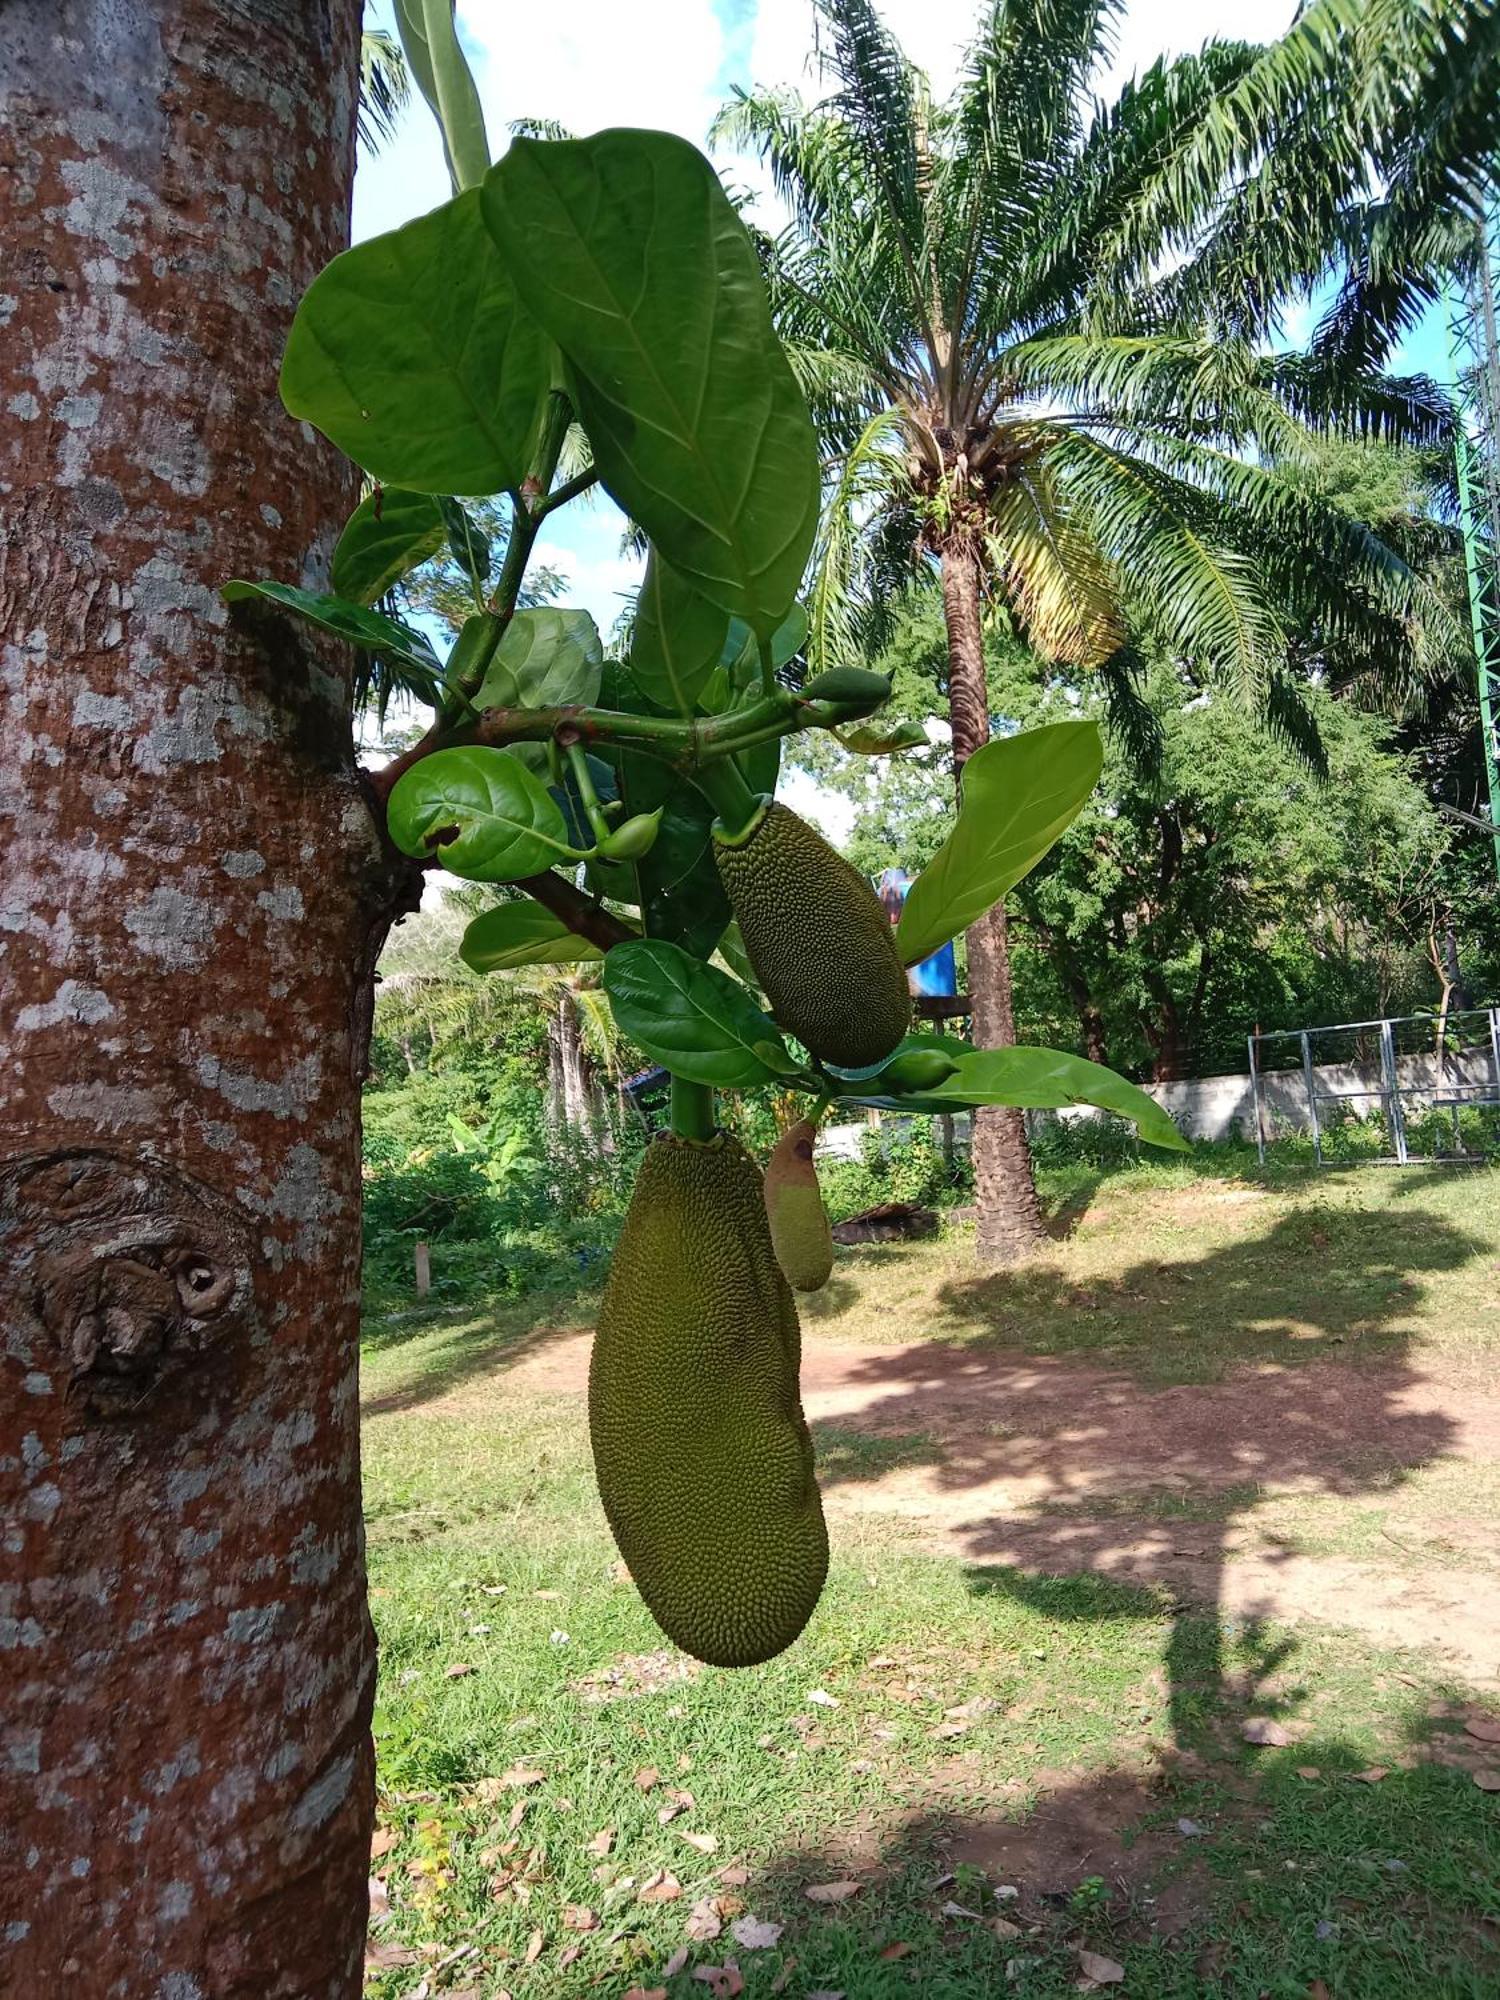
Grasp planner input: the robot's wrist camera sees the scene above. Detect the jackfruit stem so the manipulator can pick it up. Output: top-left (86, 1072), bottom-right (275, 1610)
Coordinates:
top-left (693, 757), bottom-right (762, 842)
top-left (670, 1075), bottom-right (716, 1142)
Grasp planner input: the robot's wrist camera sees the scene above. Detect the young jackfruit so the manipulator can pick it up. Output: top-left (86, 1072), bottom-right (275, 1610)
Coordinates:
top-left (589, 1131), bottom-right (828, 1667)
top-left (764, 1119), bottom-right (833, 1293)
top-left (713, 801), bottom-right (911, 1069)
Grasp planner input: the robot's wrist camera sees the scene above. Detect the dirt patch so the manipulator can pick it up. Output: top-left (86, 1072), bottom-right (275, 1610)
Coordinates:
top-left (945, 1771), bottom-right (1211, 1937)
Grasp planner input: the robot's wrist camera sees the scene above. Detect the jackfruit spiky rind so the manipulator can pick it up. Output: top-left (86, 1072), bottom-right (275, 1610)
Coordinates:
top-left (589, 1132), bottom-right (828, 1667)
top-left (765, 1119), bottom-right (834, 1293)
top-left (714, 803), bottom-right (911, 1069)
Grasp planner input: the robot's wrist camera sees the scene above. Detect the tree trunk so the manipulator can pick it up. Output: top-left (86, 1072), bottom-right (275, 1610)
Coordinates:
top-left (1, 5), bottom-right (397, 1990)
top-left (939, 538), bottom-right (1046, 1262)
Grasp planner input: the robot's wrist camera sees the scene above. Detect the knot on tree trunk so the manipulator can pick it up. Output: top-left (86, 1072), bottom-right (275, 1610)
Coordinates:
top-left (1, 1150), bottom-right (255, 1415)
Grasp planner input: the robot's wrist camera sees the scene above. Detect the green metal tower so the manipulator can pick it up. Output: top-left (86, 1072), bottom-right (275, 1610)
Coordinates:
top-left (1449, 202), bottom-right (1500, 880)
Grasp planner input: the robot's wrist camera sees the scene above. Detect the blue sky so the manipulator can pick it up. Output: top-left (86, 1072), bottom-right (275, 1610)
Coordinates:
top-left (355, 0), bottom-right (1452, 666)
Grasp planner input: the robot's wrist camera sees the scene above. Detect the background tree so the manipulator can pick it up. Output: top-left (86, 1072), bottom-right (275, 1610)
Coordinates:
top-left (0, 2), bottom-right (396, 1989)
top-left (717, 0), bottom-right (1453, 1261)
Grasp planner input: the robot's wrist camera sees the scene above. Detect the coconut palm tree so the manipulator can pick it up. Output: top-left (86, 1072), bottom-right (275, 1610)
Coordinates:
top-left (715, 0), bottom-right (1457, 1261)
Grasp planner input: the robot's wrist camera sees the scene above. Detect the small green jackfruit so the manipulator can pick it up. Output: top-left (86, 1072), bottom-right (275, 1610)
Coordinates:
top-left (713, 801), bottom-right (911, 1069)
top-left (764, 1119), bottom-right (834, 1293)
top-left (589, 1132), bottom-right (828, 1667)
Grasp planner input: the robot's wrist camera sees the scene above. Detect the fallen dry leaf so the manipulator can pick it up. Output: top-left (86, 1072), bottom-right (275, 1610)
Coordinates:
top-left (635, 1765), bottom-right (661, 1791)
top-left (680, 1831), bottom-right (720, 1856)
top-left (1242, 1718), bottom-right (1291, 1747)
top-left (657, 1787), bottom-right (696, 1824)
top-left (1307, 1982), bottom-right (1331, 2000)
top-left (867, 1655), bottom-right (897, 1669)
top-left (731, 1917), bottom-right (782, 1949)
top-left (1295, 1766), bottom-right (1321, 1781)
top-left (768, 1960), bottom-right (797, 1995)
top-left (638, 1868), bottom-right (683, 1904)
top-left (1078, 1948), bottom-right (1126, 1984)
top-left (533, 1588), bottom-right (563, 1600)
top-left (562, 1904), bottom-right (599, 1932)
top-left (718, 1864), bottom-right (750, 1887)
top-left (1350, 1766), bottom-right (1389, 1784)
top-left (558, 1945), bottom-right (583, 1969)
top-left (806, 1991), bottom-right (845, 2000)
top-left (364, 1941), bottom-right (419, 1972)
top-left (370, 1826), bottom-right (397, 1861)
top-left (692, 1966), bottom-right (745, 1999)
top-left (1465, 1718), bottom-right (1500, 1744)
top-left (1473, 1771), bottom-right (1500, 1791)
top-left (805, 1880), bottom-right (862, 1904)
top-left (685, 1896), bottom-right (725, 1941)
top-left (367, 1876), bottom-right (389, 1920)
top-left (507, 1799), bottom-right (529, 1831)
top-left (622, 1989), bottom-right (667, 2000)
top-left (807, 1688), bottom-right (840, 1708)
top-left (585, 1827), bottom-right (614, 1857)
top-left (498, 1764), bottom-right (546, 1789)
top-left (444, 1662), bottom-right (477, 1679)
top-left (524, 1928), bottom-right (544, 1965)
top-left (880, 1940), bottom-right (913, 1960)
top-left (993, 1918), bottom-right (1022, 1942)
top-left (664, 1946), bottom-right (690, 1977)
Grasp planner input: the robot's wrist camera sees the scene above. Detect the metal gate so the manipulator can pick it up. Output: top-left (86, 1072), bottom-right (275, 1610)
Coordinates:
top-left (1246, 1008), bottom-right (1500, 1166)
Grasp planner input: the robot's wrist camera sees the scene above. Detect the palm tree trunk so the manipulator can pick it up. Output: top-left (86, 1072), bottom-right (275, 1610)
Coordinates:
top-left (939, 538), bottom-right (1047, 1262)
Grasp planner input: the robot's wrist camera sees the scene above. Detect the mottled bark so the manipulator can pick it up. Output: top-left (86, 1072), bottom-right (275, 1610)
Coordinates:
top-left (939, 538), bottom-right (1046, 1263)
top-left (0, 3), bottom-right (391, 1991)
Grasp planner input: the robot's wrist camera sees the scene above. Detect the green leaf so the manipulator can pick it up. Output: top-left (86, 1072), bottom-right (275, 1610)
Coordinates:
top-left (330, 488), bottom-right (446, 604)
top-left (603, 939), bottom-right (799, 1089)
top-left (473, 608), bottom-right (603, 711)
top-left (392, 0), bottom-right (490, 193)
top-left (630, 551), bottom-right (730, 715)
top-left (896, 722), bottom-right (1104, 966)
top-left (221, 580), bottom-right (441, 688)
top-left (387, 746), bottom-right (575, 881)
top-left (482, 130), bottom-right (820, 636)
top-left (280, 187), bottom-right (550, 496)
top-left (832, 1041), bottom-right (1187, 1151)
top-left (837, 719), bottom-right (928, 755)
top-left (460, 900), bottom-right (607, 972)
top-left (936, 1047), bottom-right (1188, 1153)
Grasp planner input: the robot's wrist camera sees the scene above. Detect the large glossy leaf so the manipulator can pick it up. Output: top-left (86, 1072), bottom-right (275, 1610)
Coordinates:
top-left (937, 1048), bottom-right (1188, 1153)
top-left (387, 746), bottom-right (575, 881)
top-left (482, 131), bottom-right (820, 636)
top-left (331, 489), bottom-right (446, 604)
top-left (834, 1041), bottom-right (1187, 1151)
top-left (461, 900), bottom-right (606, 972)
top-left (221, 580), bottom-right (441, 689)
top-left (597, 661), bottom-right (730, 959)
top-left (280, 187), bottom-right (550, 496)
top-left (603, 939), bottom-right (799, 1088)
top-left (896, 722), bottom-right (1104, 966)
top-left (629, 551), bottom-right (729, 715)
top-left (473, 608), bottom-right (603, 710)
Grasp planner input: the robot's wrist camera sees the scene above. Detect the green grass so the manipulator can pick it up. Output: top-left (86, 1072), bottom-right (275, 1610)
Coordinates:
top-left (361, 1158), bottom-right (1500, 1996)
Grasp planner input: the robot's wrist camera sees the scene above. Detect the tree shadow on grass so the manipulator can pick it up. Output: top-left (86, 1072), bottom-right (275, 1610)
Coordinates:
top-left (733, 1700), bottom-right (1500, 1998)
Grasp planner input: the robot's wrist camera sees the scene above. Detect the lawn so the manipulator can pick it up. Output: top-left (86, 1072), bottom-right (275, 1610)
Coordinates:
top-left (360, 1156), bottom-right (1500, 1998)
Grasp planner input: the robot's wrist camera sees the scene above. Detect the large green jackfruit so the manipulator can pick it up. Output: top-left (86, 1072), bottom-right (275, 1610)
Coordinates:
top-left (589, 1132), bottom-right (828, 1667)
top-left (713, 801), bottom-right (911, 1069)
top-left (764, 1119), bottom-right (834, 1293)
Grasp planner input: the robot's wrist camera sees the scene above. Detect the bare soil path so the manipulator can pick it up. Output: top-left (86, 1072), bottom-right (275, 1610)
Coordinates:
top-left (474, 1329), bottom-right (1500, 1682)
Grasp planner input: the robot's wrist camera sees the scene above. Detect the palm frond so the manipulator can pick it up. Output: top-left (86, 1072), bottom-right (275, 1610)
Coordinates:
top-left (358, 28), bottom-right (412, 154)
